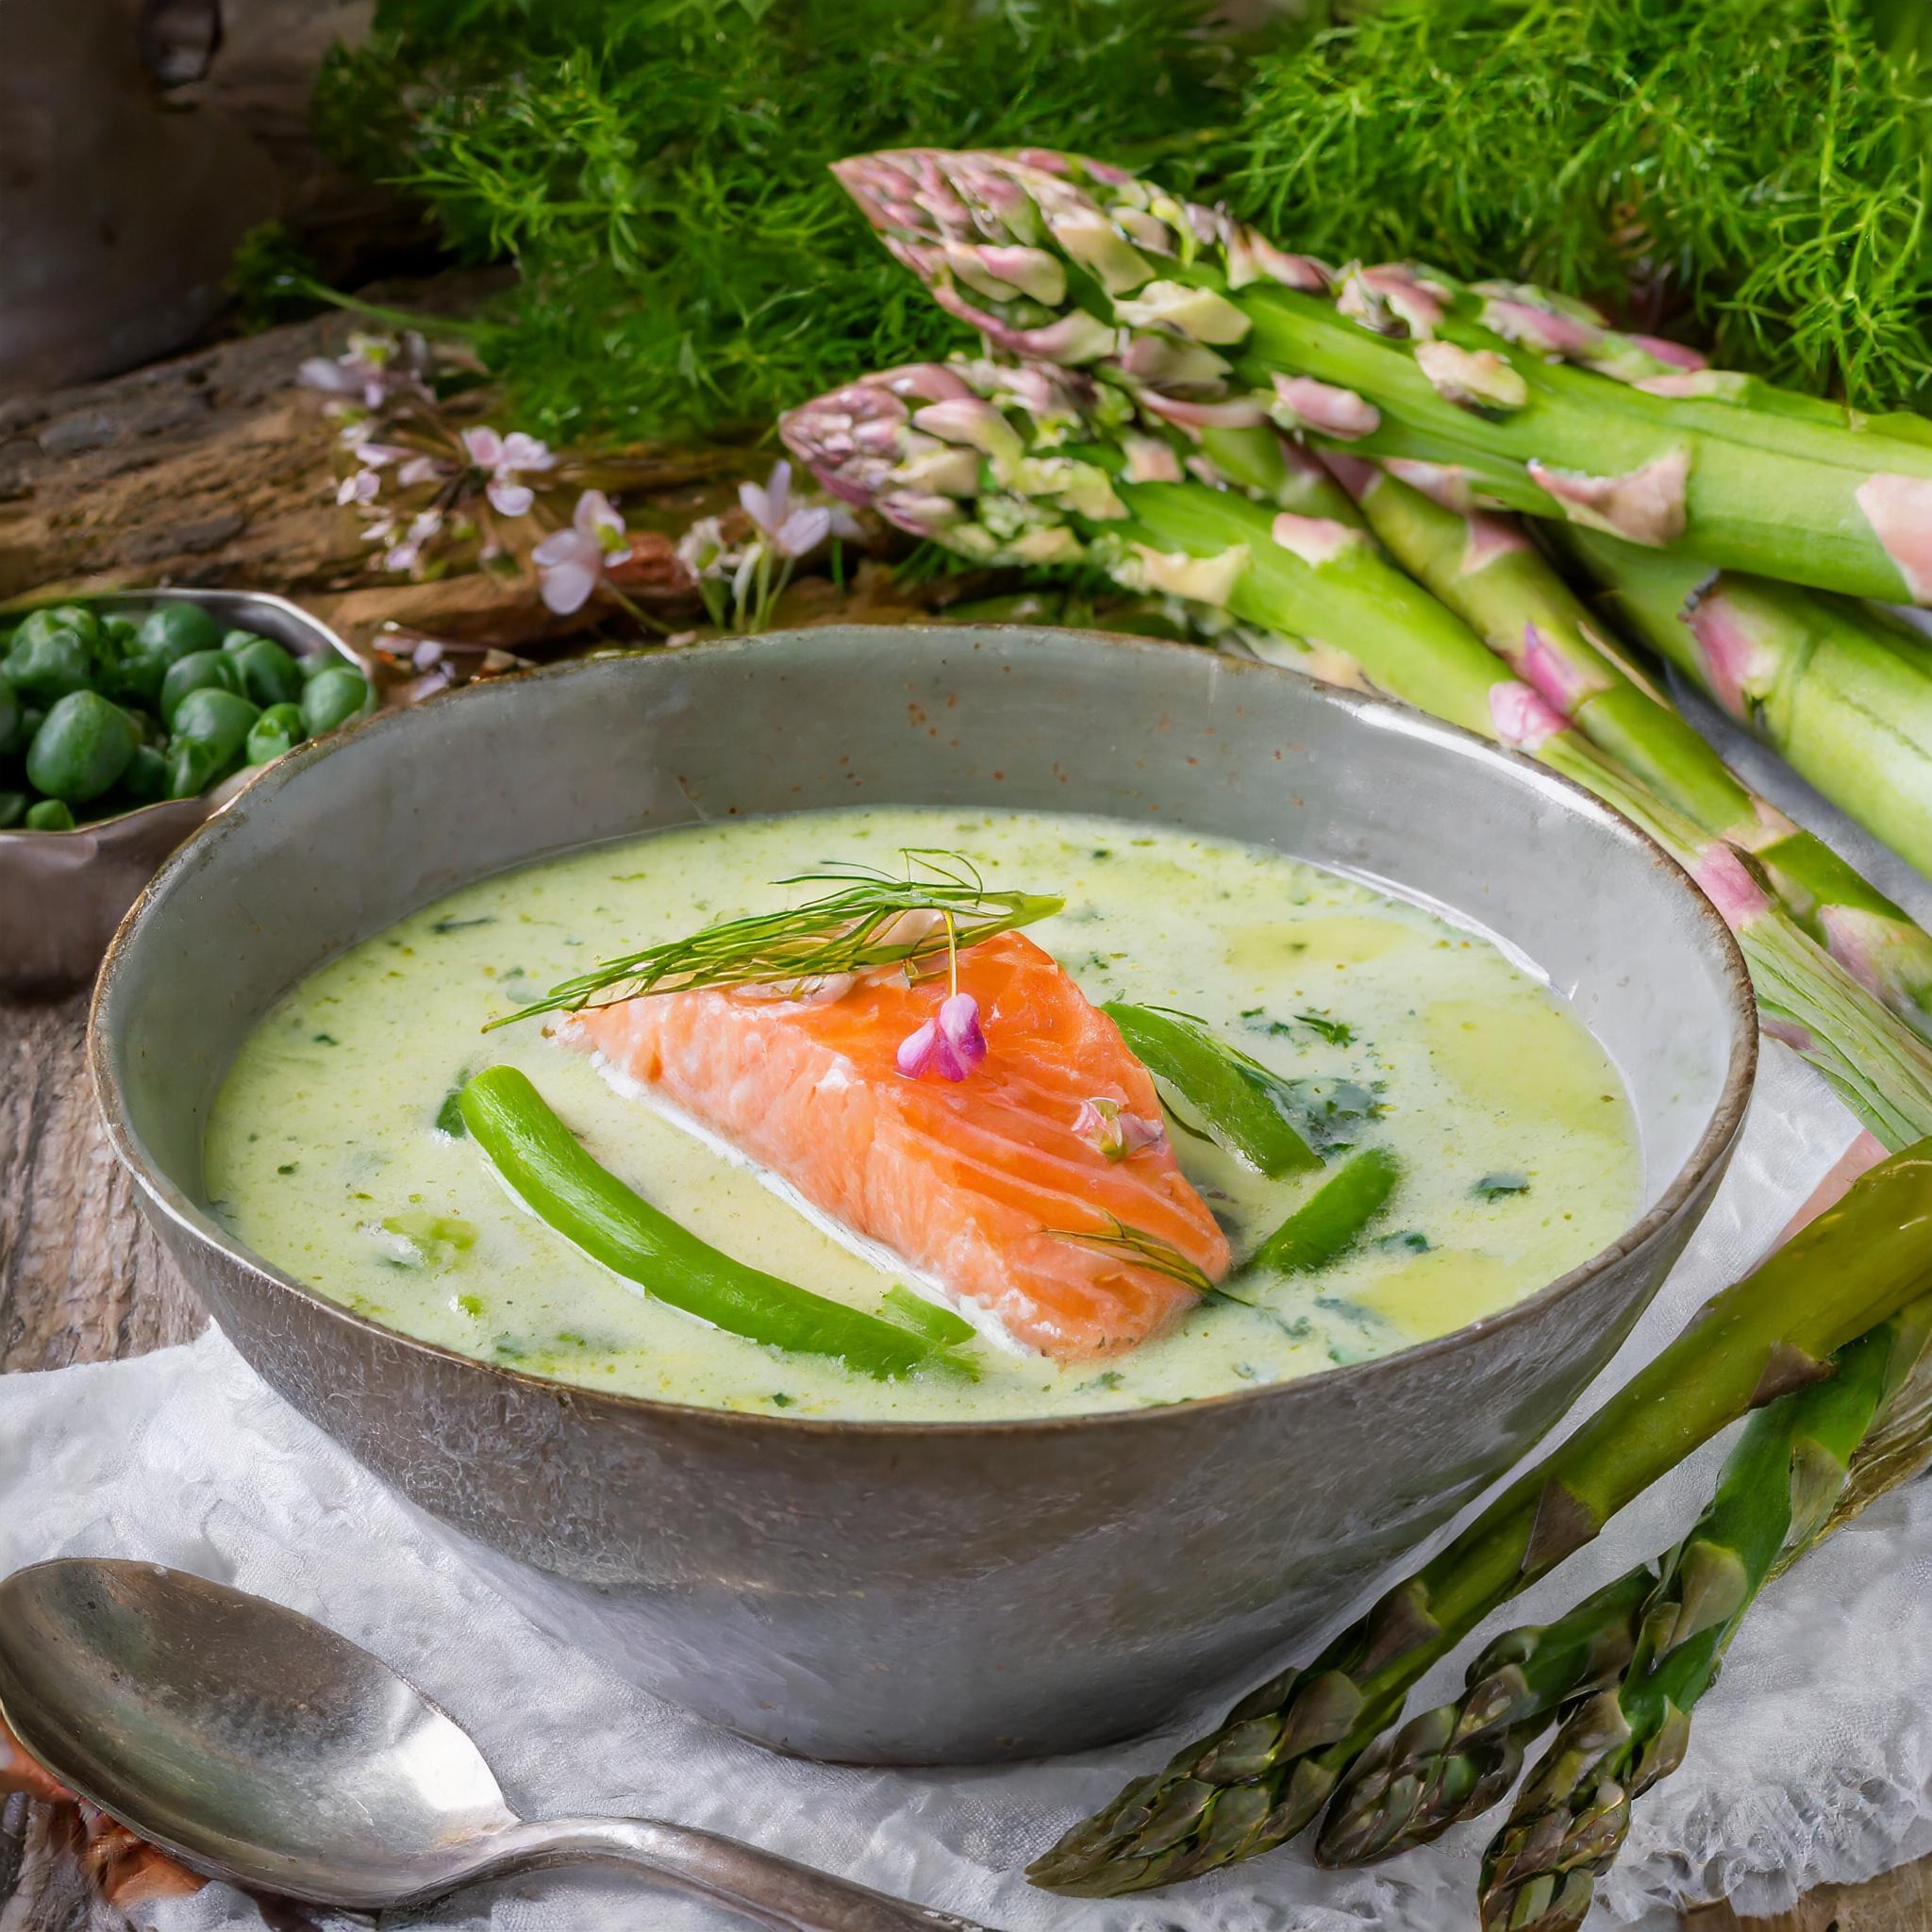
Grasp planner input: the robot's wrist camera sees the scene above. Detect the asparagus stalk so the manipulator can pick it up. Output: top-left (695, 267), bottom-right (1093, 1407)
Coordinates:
top-left (1476, 1315), bottom-right (1912, 1932)
top-left (1560, 525), bottom-right (1932, 883)
top-left (782, 360), bottom-right (1932, 1147)
top-left (1251, 1147), bottom-right (1400, 1274)
top-left (458, 1067), bottom-right (973, 1378)
top-left (1023, 1142), bottom-right (1932, 1895)
top-left (1320, 1293), bottom-right (1932, 1870)
top-left (1314, 1564), bottom-right (1658, 1867)
top-left (1336, 463), bottom-right (1932, 1042)
top-left (832, 148), bottom-right (1932, 608)
top-left (1101, 1001), bottom-right (1320, 1175)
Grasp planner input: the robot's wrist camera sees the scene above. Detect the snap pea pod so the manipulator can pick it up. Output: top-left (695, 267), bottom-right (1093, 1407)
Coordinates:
top-left (458, 1066), bottom-right (961, 1380)
top-left (1251, 1146), bottom-right (1402, 1275)
top-left (1103, 1001), bottom-right (1320, 1176)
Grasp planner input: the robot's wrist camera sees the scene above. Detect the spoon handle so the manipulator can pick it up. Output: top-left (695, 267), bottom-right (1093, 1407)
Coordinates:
top-left (464, 1815), bottom-right (997, 1931)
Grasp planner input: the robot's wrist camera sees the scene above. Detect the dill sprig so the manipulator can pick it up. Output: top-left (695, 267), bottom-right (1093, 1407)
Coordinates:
top-left (308, 0), bottom-right (1239, 441)
top-left (1231, 0), bottom-right (1932, 410)
top-left (489, 849), bottom-right (1061, 1028)
top-left (1047, 1215), bottom-right (1219, 1295)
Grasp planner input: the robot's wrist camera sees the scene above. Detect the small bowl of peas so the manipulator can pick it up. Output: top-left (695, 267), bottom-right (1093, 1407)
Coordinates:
top-left (0, 588), bottom-right (375, 994)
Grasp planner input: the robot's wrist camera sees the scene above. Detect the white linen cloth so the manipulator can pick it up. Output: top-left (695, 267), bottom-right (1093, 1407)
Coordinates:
top-left (8, 1043), bottom-right (1924, 1932)
top-left (11, 694), bottom-right (1931, 1932)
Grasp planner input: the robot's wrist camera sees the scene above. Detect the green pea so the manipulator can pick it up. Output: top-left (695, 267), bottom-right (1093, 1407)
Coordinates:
top-left (245, 701), bottom-right (306, 766)
top-left (103, 615), bottom-right (142, 652)
top-left (25, 798), bottom-right (76, 832)
top-left (158, 649), bottom-right (243, 724)
top-left (169, 687), bottom-right (259, 769)
top-left (172, 736), bottom-right (233, 798)
top-left (301, 666), bottom-right (375, 736)
top-left (0, 791), bottom-right (25, 829)
top-left (108, 650), bottom-right (169, 708)
top-left (136, 602), bottom-right (221, 667)
top-left (221, 628), bottom-right (267, 653)
top-left (230, 637), bottom-right (305, 708)
top-left (4, 628), bottom-right (93, 703)
top-left (121, 742), bottom-right (170, 803)
top-left (25, 691), bottom-right (140, 803)
top-left (14, 605), bottom-right (102, 654)
top-left (0, 676), bottom-right (19, 755)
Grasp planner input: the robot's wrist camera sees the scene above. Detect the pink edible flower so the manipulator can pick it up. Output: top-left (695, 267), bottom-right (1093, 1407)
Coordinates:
top-left (740, 459), bottom-right (832, 559)
top-left (462, 425), bottom-right (556, 518)
top-left (896, 991), bottom-right (988, 1082)
top-left (532, 490), bottom-right (628, 614)
top-left (1074, 1097), bottom-right (1166, 1161)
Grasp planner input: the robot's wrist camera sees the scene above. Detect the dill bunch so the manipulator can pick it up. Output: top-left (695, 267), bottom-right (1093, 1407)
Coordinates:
top-left (313, 0), bottom-right (1238, 443)
top-left (1230, 0), bottom-right (1932, 409)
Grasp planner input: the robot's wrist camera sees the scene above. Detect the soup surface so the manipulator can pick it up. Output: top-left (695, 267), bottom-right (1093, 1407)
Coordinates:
top-left (205, 806), bottom-right (1641, 1421)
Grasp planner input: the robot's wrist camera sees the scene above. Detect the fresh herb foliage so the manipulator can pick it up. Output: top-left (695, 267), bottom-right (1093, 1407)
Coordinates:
top-left (1232, 0), bottom-right (1932, 408)
top-left (1048, 1214), bottom-right (1220, 1294)
top-left (1295, 1010), bottom-right (1354, 1046)
top-left (491, 850), bottom-right (1059, 1026)
top-left (311, 0), bottom-right (1240, 440)
top-left (1475, 1170), bottom-right (1532, 1200)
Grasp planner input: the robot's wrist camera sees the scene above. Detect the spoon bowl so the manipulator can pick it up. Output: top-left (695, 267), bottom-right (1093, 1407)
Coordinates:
top-left (0, 1559), bottom-right (988, 1930)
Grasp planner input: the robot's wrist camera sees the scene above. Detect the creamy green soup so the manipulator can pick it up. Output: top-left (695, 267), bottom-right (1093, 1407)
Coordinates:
top-left (205, 807), bottom-right (1641, 1421)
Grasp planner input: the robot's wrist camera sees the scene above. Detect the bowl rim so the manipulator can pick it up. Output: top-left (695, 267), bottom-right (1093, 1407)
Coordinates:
top-left (89, 625), bottom-right (1759, 1440)
top-left (0, 587), bottom-right (358, 847)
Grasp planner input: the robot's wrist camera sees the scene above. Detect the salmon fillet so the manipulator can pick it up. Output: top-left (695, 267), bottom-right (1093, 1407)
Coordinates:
top-left (561, 932), bottom-right (1229, 1358)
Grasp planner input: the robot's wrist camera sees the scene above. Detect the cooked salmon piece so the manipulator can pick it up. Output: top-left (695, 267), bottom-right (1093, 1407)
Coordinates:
top-left (560, 932), bottom-right (1229, 1358)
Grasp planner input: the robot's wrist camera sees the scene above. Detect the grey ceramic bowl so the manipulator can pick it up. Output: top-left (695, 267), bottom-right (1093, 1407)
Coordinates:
top-left (0, 589), bottom-right (356, 996)
top-left (91, 626), bottom-right (1755, 1766)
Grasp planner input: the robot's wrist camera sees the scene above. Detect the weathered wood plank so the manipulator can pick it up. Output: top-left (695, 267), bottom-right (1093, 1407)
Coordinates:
top-left (0, 995), bottom-right (200, 1373)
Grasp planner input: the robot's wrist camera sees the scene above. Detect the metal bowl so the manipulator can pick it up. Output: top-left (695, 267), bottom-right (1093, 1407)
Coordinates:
top-left (91, 627), bottom-right (1756, 1765)
top-left (0, 589), bottom-right (356, 996)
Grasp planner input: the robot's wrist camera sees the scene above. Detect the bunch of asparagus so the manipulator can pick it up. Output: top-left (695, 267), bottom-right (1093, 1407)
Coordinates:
top-left (774, 142), bottom-right (1932, 1924)
top-left (829, 147), bottom-right (1932, 882)
top-left (782, 356), bottom-right (1932, 1148)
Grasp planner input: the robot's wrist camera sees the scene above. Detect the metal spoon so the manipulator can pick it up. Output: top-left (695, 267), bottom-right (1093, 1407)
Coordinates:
top-left (0, 1559), bottom-right (993, 1930)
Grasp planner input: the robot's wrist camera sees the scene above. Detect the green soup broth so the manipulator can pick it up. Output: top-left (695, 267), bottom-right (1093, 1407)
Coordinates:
top-left (204, 806), bottom-right (1641, 1421)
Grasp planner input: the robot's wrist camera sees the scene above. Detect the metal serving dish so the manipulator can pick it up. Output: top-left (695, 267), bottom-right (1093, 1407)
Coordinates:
top-left (92, 627), bottom-right (1756, 1765)
top-left (0, 588), bottom-right (356, 996)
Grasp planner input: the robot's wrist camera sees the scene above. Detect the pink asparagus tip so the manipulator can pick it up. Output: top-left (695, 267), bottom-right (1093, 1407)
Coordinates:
top-left (897, 991), bottom-right (988, 1082)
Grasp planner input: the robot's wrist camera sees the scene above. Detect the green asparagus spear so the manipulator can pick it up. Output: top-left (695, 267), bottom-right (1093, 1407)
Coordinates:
top-left (1102, 1002), bottom-right (1320, 1175)
top-left (833, 147), bottom-right (1932, 608)
top-left (1023, 1140), bottom-right (1932, 1895)
top-left (1320, 1295), bottom-right (1932, 1869)
top-left (1314, 1564), bottom-right (1657, 1867)
top-left (1334, 463), bottom-right (1932, 1043)
top-left (1250, 1147), bottom-right (1399, 1274)
top-left (1477, 1316), bottom-right (1907, 1932)
top-left (458, 1066), bottom-right (966, 1379)
top-left (1560, 525), bottom-right (1932, 885)
top-left (783, 359), bottom-right (1932, 1148)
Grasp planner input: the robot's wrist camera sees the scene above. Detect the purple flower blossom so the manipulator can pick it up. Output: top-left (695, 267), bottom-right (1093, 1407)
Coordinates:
top-left (896, 991), bottom-right (988, 1082)
top-left (336, 469), bottom-right (381, 507)
top-left (462, 426), bottom-right (556, 518)
top-left (1073, 1097), bottom-right (1166, 1161)
top-left (383, 509), bottom-right (445, 575)
top-left (297, 331), bottom-right (430, 410)
top-left (532, 490), bottom-right (627, 614)
top-left (740, 459), bottom-right (832, 558)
